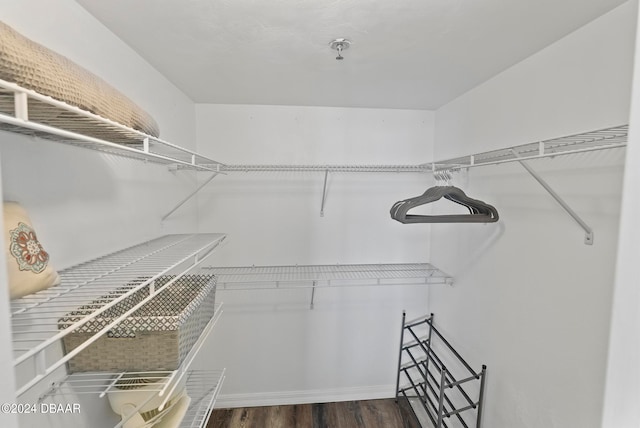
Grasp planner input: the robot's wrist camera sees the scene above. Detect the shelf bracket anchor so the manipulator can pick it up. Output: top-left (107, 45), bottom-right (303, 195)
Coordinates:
top-left (320, 170), bottom-right (329, 217)
top-left (161, 172), bottom-right (220, 221)
top-left (511, 150), bottom-right (593, 245)
top-left (14, 91), bottom-right (29, 121)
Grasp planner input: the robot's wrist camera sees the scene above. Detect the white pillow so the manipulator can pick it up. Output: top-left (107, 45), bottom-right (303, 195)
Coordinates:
top-left (3, 202), bottom-right (60, 299)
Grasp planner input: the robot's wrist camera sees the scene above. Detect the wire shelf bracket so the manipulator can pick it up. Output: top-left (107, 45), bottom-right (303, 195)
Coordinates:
top-left (511, 150), bottom-right (594, 245)
top-left (426, 125), bottom-right (628, 245)
top-left (161, 172), bottom-right (221, 221)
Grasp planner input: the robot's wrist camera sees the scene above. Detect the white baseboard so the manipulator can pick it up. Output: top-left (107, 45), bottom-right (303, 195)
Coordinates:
top-left (214, 384), bottom-right (396, 409)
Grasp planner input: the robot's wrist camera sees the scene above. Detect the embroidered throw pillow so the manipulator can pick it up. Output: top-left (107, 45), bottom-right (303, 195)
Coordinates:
top-left (3, 202), bottom-right (60, 299)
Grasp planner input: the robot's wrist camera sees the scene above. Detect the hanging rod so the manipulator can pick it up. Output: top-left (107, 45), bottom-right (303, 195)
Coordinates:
top-left (429, 124), bottom-right (628, 171)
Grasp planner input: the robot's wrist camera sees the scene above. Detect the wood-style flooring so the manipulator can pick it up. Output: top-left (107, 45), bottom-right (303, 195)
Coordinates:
top-left (207, 398), bottom-right (421, 428)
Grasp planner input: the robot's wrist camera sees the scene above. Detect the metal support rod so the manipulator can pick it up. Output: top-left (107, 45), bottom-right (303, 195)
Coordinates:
top-left (425, 313), bottom-right (434, 392)
top-left (407, 349), bottom-right (468, 427)
top-left (403, 369), bottom-right (438, 427)
top-left (161, 172), bottom-right (219, 221)
top-left (405, 317), bottom-right (431, 329)
top-left (428, 317), bottom-right (479, 378)
top-left (446, 402), bottom-right (479, 418)
top-left (425, 345), bottom-right (477, 410)
top-left (476, 365), bottom-right (487, 428)
top-left (437, 367), bottom-right (447, 428)
top-left (511, 150), bottom-right (594, 245)
top-left (447, 373), bottom-right (482, 388)
top-left (310, 280), bottom-right (317, 310)
top-left (405, 349), bottom-right (436, 406)
top-left (395, 311), bottom-right (407, 401)
top-left (320, 170), bottom-right (329, 217)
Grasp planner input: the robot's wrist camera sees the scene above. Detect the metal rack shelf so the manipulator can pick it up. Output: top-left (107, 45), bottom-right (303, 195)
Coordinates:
top-left (204, 263), bottom-right (453, 289)
top-left (396, 313), bottom-right (486, 428)
top-left (0, 79), bottom-right (225, 172)
top-left (10, 233), bottom-right (226, 398)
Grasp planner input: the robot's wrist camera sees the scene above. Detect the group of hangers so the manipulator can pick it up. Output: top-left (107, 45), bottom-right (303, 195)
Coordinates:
top-left (390, 170), bottom-right (499, 224)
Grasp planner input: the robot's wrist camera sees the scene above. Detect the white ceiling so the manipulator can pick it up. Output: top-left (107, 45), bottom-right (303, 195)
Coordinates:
top-left (76, 0), bottom-right (628, 110)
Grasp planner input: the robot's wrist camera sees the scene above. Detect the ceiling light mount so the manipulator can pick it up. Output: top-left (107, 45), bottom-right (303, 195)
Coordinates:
top-left (329, 38), bottom-right (351, 60)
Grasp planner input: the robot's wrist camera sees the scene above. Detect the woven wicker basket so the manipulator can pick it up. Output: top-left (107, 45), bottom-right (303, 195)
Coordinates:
top-left (59, 274), bottom-right (216, 373)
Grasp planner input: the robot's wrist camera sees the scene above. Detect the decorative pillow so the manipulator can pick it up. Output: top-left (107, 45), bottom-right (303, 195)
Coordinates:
top-left (3, 202), bottom-right (60, 299)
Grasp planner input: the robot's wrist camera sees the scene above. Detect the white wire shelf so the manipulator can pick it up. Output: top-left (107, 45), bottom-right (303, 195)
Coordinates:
top-left (37, 304), bottom-right (223, 426)
top-left (217, 164), bottom-right (431, 173)
top-left (39, 369), bottom-right (225, 428)
top-left (207, 126), bottom-right (628, 174)
top-left (0, 79), bottom-right (225, 172)
top-left (429, 124), bottom-right (628, 171)
top-left (203, 263), bottom-right (453, 290)
top-left (180, 370), bottom-right (226, 428)
top-left (10, 233), bottom-right (226, 398)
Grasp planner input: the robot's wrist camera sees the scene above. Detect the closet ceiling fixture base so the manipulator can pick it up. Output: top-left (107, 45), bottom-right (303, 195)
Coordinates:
top-left (329, 38), bottom-right (351, 60)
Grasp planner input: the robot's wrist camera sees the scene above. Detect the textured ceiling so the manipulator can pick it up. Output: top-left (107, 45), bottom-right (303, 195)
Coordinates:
top-left (76, 0), bottom-right (628, 110)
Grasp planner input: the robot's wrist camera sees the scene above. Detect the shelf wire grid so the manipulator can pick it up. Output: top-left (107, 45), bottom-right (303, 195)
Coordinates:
top-left (180, 370), bottom-right (226, 428)
top-left (218, 164), bottom-right (432, 173)
top-left (203, 263), bottom-right (453, 289)
top-left (37, 302), bottom-right (223, 395)
top-left (0, 79), bottom-right (225, 171)
top-left (39, 369), bottom-right (225, 428)
top-left (431, 124), bottom-right (628, 171)
top-left (10, 233), bottom-right (226, 396)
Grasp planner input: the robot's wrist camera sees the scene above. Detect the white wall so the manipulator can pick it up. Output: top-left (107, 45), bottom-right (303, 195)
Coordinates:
top-left (430, 2), bottom-right (635, 428)
top-left (0, 1), bottom-right (200, 427)
top-left (194, 104), bottom-right (436, 406)
top-left (602, 2), bottom-right (640, 426)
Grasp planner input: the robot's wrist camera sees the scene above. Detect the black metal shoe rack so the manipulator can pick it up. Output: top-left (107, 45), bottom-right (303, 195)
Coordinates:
top-left (395, 312), bottom-right (487, 428)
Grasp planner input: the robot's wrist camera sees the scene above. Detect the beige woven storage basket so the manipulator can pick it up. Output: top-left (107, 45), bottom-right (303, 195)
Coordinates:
top-left (59, 274), bottom-right (216, 373)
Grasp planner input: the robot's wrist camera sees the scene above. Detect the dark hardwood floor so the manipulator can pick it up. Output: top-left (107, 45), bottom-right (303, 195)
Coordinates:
top-left (207, 398), bottom-right (421, 428)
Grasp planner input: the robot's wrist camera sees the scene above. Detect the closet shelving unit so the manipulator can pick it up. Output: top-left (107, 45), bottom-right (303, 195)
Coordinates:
top-left (0, 79), bottom-right (231, 426)
top-left (428, 125), bottom-right (628, 171)
top-left (0, 76), bottom-right (631, 425)
top-left (210, 125), bottom-right (628, 235)
top-left (10, 233), bottom-right (226, 428)
top-left (203, 264), bottom-right (452, 309)
top-left (212, 125), bottom-right (628, 174)
top-left (207, 263), bottom-right (453, 289)
top-left (0, 78), bottom-right (225, 171)
top-left (39, 369), bottom-right (225, 428)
